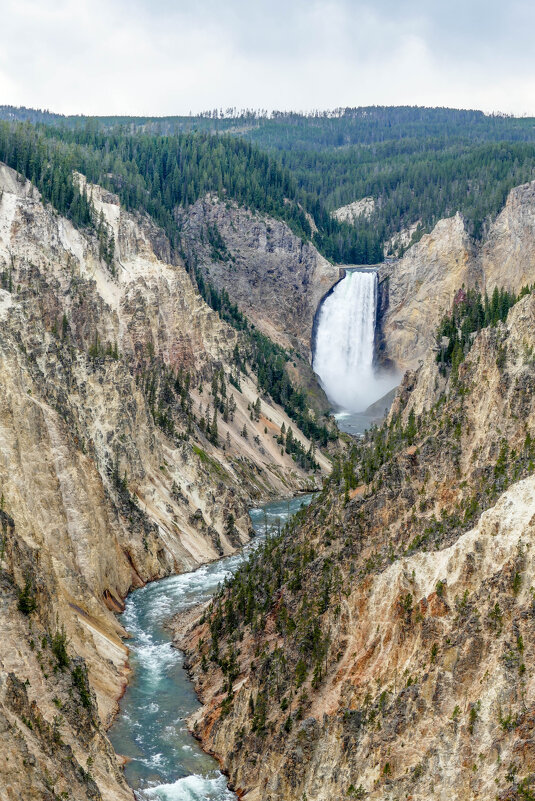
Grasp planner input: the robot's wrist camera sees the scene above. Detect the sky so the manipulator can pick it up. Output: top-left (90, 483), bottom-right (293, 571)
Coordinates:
top-left (1, 0), bottom-right (534, 117)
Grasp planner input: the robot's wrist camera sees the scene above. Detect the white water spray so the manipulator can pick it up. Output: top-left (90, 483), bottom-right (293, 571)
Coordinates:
top-left (313, 270), bottom-right (396, 413)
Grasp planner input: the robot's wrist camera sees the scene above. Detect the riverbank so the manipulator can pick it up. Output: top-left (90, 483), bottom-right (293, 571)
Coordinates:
top-left (109, 495), bottom-right (313, 800)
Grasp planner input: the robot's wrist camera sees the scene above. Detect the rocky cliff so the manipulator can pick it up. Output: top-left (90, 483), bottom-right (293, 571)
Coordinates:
top-left (0, 164), bottom-right (331, 801)
top-left (176, 195), bottom-right (340, 359)
top-left (178, 290), bottom-right (535, 801)
top-left (379, 180), bottom-right (535, 371)
top-left (480, 180), bottom-right (535, 293)
top-left (332, 198), bottom-right (375, 224)
top-left (378, 213), bottom-right (478, 370)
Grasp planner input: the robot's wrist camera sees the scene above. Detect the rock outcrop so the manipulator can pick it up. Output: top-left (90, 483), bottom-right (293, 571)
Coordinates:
top-left (331, 197), bottom-right (375, 224)
top-left (176, 195), bottom-right (340, 358)
top-left (0, 164), bottom-right (330, 800)
top-left (378, 213), bottom-right (478, 370)
top-left (380, 181), bottom-right (535, 371)
top-left (383, 219), bottom-right (422, 258)
top-left (480, 180), bottom-right (535, 293)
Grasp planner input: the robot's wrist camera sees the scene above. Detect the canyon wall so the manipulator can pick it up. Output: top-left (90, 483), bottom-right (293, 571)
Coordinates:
top-left (0, 164), bottom-right (330, 801)
top-left (176, 195), bottom-right (340, 358)
top-left (380, 180), bottom-right (535, 371)
top-left (179, 291), bottom-right (535, 801)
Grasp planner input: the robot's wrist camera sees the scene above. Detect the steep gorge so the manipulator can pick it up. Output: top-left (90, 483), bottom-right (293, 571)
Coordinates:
top-left (178, 290), bottom-right (535, 801)
top-left (0, 164), bottom-right (331, 801)
top-left (4, 149), bottom-right (535, 801)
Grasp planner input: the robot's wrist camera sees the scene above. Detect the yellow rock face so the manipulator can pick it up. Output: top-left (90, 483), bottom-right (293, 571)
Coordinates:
top-left (380, 213), bottom-right (478, 370)
top-left (0, 164), bottom-right (330, 800)
top-left (380, 181), bottom-right (535, 372)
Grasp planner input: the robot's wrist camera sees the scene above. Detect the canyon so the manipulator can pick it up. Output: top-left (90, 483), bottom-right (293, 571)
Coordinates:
top-left (178, 287), bottom-right (535, 801)
top-left (3, 150), bottom-right (535, 801)
top-left (176, 179), bottom-right (535, 387)
top-left (0, 163), bottom-right (331, 801)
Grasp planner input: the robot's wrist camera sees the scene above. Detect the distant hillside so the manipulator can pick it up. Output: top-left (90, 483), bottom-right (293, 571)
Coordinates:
top-left (2, 106), bottom-right (535, 261)
top-left (3, 105), bottom-right (535, 145)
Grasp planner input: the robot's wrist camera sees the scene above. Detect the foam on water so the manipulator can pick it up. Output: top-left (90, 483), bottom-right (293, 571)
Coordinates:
top-left (313, 270), bottom-right (398, 413)
top-left (142, 772), bottom-right (236, 801)
top-left (109, 495), bottom-right (313, 800)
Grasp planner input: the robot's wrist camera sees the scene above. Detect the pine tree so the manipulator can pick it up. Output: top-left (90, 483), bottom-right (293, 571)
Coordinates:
top-left (210, 409), bottom-right (219, 446)
top-left (451, 341), bottom-right (464, 380)
top-left (254, 397), bottom-right (261, 420)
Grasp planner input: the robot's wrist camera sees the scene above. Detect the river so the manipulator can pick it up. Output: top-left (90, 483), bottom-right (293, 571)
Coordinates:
top-left (109, 495), bottom-right (313, 801)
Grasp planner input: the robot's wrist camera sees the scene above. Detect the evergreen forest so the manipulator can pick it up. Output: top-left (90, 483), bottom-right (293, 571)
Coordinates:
top-left (2, 105), bottom-right (535, 263)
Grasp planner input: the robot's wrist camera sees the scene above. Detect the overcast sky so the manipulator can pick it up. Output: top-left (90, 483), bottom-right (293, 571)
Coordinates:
top-left (1, 0), bottom-right (534, 116)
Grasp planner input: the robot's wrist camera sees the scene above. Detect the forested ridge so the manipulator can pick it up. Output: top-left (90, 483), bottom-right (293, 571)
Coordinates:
top-left (4, 105), bottom-right (535, 144)
top-left (0, 122), bottom-right (312, 245)
top-left (2, 106), bottom-right (535, 262)
top-left (0, 120), bottom-right (337, 451)
top-left (180, 279), bottom-right (535, 801)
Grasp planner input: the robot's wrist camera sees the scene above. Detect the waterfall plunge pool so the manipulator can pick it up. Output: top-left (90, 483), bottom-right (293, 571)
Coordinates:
top-left (109, 495), bottom-right (314, 801)
top-left (312, 268), bottom-right (399, 435)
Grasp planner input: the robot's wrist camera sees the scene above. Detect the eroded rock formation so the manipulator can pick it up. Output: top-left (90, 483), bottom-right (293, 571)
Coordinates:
top-left (178, 291), bottom-right (535, 801)
top-left (380, 180), bottom-right (535, 371)
top-left (176, 195), bottom-right (340, 358)
top-left (378, 213), bottom-right (478, 370)
top-left (0, 164), bottom-right (330, 800)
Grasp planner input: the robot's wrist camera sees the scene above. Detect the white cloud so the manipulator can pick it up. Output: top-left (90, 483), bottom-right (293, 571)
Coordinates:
top-left (0, 0), bottom-right (533, 115)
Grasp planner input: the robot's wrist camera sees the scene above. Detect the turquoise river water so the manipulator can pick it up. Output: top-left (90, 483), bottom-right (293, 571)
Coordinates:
top-left (109, 495), bottom-right (313, 801)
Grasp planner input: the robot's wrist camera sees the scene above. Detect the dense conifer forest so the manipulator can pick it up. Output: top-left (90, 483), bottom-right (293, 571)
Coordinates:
top-left (0, 119), bottom-right (336, 451)
top-left (2, 106), bottom-right (535, 262)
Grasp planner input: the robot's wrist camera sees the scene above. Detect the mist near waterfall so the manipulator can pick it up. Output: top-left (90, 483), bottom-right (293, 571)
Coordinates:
top-left (313, 270), bottom-right (398, 413)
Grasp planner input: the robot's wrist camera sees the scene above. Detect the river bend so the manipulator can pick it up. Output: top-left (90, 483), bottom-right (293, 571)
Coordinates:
top-left (109, 496), bottom-right (313, 801)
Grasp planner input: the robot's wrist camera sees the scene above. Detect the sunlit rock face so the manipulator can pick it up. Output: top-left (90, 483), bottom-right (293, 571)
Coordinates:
top-left (380, 180), bottom-right (535, 372)
top-left (379, 212), bottom-right (477, 371)
top-left (479, 180), bottom-right (535, 293)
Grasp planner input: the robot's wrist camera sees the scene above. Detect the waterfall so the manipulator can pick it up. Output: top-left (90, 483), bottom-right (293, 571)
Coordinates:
top-left (313, 270), bottom-right (394, 413)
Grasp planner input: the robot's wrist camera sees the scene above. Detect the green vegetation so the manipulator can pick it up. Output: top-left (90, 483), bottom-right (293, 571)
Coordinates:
top-left (192, 445), bottom-right (228, 478)
top-left (197, 279), bottom-right (535, 742)
top-left (193, 273), bottom-right (334, 448)
top-left (17, 577), bottom-right (37, 615)
top-left (0, 121), bottom-right (311, 249)
top-left (3, 106), bottom-right (535, 264)
top-left (0, 120), bottom-right (334, 449)
top-left (1, 108), bottom-right (534, 454)
top-left (51, 627), bottom-right (70, 670)
top-left (199, 502), bottom-right (340, 726)
top-left (71, 663), bottom-right (92, 709)
top-left (283, 140), bottom-right (535, 260)
top-left (277, 423), bottom-right (318, 472)
top-left (436, 285), bottom-right (532, 375)
top-left (242, 330), bottom-right (334, 449)
top-left (136, 337), bottom-right (329, 469)
top-left (192, 276), bottom-right (335, 450)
